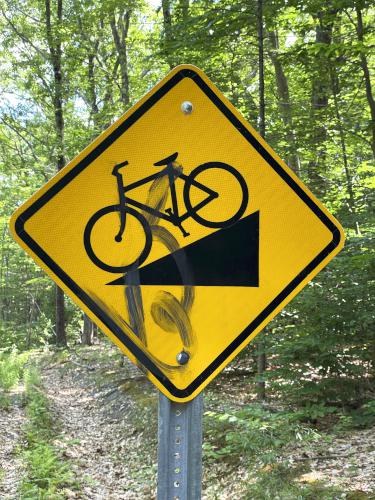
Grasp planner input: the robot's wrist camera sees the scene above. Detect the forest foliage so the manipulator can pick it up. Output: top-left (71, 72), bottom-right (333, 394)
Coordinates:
top-left (0, 0), bottom-right (374, 411)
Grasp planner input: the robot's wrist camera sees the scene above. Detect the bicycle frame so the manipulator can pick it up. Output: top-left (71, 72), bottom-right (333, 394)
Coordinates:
top-left (119, 163), bottom-right (218, 231)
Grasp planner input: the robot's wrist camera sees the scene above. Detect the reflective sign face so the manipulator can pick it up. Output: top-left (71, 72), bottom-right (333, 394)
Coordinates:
top-left (10, 65), bottom-right (344, 401)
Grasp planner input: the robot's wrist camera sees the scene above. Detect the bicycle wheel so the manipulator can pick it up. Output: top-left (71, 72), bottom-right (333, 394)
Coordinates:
top-left (183, 162), bottom-right (249, 229)
top-left (84, 205), bottom-right (152, 273)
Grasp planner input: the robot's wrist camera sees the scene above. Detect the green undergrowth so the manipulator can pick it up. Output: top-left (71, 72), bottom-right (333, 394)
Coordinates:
top-left (203, 403), bottom-right (375, 499)
top-left (0, 350), bottom-right (29, 391)
top-left (335, 400), bottom-right (375, 430)
top-left (19, 366), bottom-right (79, 499)
top-left (0, 349), bottom-right (29, 409)
top-left (0, 391), bottom-right (10, 410)
top-left (203, 404), bottom-right (321, 465)
top-left (245, 463), bottom-right (357, 500)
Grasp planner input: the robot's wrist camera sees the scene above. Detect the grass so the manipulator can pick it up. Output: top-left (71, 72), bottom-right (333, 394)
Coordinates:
top-left (244, 463), bottom-right (351, 500)
top-left (0, 349), bottom-right (29, 410)
top-left (0, 349), bottom-right (29, 391)
top-left (0, 392), bottom-right (11, 410)
top-left (19, 366), bottom-right (79, 499)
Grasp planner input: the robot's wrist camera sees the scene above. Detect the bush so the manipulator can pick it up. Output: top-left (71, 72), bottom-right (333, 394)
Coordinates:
top-left (203, 404), bottom-right (320, 465)
top-left (265, 233), bottom-right (374, 406)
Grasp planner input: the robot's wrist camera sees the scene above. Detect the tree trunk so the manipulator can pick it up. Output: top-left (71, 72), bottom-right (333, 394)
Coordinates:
top-left (82, 313), bottom-right (94, 346)
top-left (179, 0), bottom-right (189, 21)
top-left (162, 0), bottom-right (174, 69)
top-left (307, 12), bottom-right (336, 195)
top-left (110, 10), bottom-right (130, 106)
top-left (55, 286), bottom-right (65, 346)
top-left (88, 52), bottom-right (99, 121)
top-left (257, 0), bottom-right (265, 140)
top-left (256, 0), bottom-right (266, 401)
top-left (330, 68), bottom-right (360, 234)
top-left (268, 30), bottom-right (300, 174)
top-left (77, 17), bottom-right (103, 131)
top-left (355, 4), bottom-right (375, 159)
top-left (45, 0), bottom-right (66, 346)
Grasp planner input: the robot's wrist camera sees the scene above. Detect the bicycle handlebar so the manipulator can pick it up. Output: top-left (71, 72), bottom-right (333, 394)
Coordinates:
top-left (154, 152), bottom-right (179, 167)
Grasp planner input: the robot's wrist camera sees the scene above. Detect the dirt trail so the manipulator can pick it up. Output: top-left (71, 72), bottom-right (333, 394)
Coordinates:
top-left (0, 388), bottom-right (26, 500)
top-left (0, 346), bottom-right (365, 500)
top-left (42, 356), bottom-right (375, 499)
top-left (41, 352), bottom-right (157, 499)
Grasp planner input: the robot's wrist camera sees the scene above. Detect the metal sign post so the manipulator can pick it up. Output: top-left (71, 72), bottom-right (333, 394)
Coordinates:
top-left (157, 392), bottom-right (203, 500)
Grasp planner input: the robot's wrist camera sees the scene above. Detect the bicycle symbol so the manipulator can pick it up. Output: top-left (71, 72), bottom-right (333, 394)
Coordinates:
top-left (84, 152), bottom-right (249, 273)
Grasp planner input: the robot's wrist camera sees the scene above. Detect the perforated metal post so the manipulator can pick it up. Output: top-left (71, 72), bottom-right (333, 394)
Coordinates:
top-left (157, 392), bottom-right (203, 500)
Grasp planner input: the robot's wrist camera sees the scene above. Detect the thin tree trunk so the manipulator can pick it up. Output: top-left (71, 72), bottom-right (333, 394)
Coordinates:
top-left (307, 11), bottom-right (336, 195)
top-left (256, 0), bottom-right (266, 401)
top-left (55, 286), bottom-right (65, 345)
top-left (268, 30), bottom-right (300, 174)
top-left (179, 0), bottom-right (189, 20)
top-left (257, 0), bottom-right (265, 139)
top-left (330, 68), bottom-right (360, 235)
top-left (355, 4), bottom-right (375, 159)
top-left (45, 0), bottom-right (66, 346)
top-left (88, 52), bottom-right (99, 120)
top-left (110, 10), bottom-right (130, 106)
top-left (162, 0), bottom-right (174, 69)
top-left (77, 17), bottom-right (101, 129)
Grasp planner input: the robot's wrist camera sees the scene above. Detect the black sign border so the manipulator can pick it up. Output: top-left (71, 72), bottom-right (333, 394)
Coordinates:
top-left (14, 67), bottom-right (342, 398)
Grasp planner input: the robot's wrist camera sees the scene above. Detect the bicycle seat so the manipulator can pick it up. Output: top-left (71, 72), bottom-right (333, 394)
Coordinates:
top-left (112, 161), bottom-right (129, 176)
top-left (154, 152), bottom-right (179, 166)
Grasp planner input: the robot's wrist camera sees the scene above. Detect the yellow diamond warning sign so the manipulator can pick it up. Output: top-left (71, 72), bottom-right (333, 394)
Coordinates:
top-left (10, 65), bottom-right (344, 401)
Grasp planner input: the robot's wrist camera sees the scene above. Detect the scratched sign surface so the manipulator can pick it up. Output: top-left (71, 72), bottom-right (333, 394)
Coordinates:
top-left (10, 66), bottom-right (344, 401)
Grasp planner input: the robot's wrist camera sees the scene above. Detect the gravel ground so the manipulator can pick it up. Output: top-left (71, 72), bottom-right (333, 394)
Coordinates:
top-left (0, 388), bottom-right (26, 499)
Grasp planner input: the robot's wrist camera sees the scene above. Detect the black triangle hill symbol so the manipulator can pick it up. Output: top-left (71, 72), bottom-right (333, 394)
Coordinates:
top-left (107, 211), bottom-right (259, 287)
